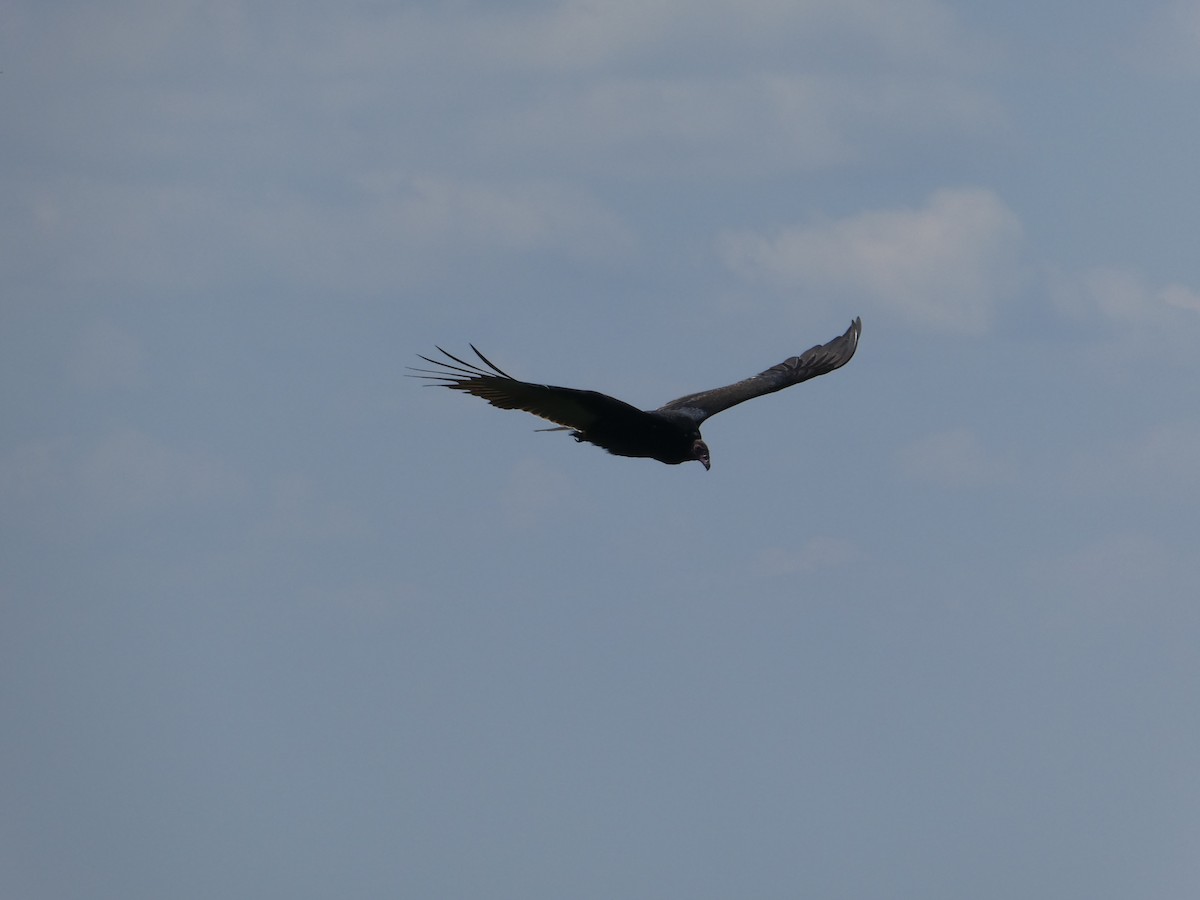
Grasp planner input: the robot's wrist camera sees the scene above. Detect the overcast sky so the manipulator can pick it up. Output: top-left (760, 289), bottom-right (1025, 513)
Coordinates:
top-left (4, 2), bottom-right (1200, 898)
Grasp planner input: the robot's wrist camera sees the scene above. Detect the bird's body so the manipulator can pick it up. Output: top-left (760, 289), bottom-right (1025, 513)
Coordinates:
top-left (413, 318), bottom-right (861, 470)
top-left (569, 406), bottom-right (704, 466)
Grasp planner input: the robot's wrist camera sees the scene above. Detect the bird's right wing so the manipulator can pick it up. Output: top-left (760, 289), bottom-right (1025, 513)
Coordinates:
top-left (411, 345), bottom-right (645, 432)
top-left (658, 318), bottom-right (861, 424)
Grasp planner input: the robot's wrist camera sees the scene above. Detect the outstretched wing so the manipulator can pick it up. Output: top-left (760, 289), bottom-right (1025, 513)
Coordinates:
top-left (410, 345), bottom-right (645, 432)
top-left (658, 318), bottom-right (861, 425)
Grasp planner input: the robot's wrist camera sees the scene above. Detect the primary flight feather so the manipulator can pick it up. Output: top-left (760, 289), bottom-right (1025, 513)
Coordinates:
top-left (412, 317), bottom-right (861, 470)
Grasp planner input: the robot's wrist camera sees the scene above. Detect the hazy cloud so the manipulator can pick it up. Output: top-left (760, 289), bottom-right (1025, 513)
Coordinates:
top-left (7, 2), bottom-right (1200, 897)
top-left (720, 189), bottom-right (1024, 334)
top-left (409, 0), bottom-right (981, 74)
top-left (1130, 1), bottom-right (1200, 77)
top-left (1034, 532), bottom-right (1183, 610)
top-left (896, 427), bottom-right (1013, 488)
top-left (1069, 421), bottom-right (1200, 500)
top-left (77, 429), bottom-right (246, 521)
top-left (387, 176), bottom-right (635, 261)
top-left (251, 473), bottom-right (369, 544)
top-left (1053, 266), bottom-right (1200, 327)
top-left (478, 72), bottom-right (1001, 179)
top-left (501, 457), bottom-right (574, 529)
top-left (1, 430), bottom-right (245, 532)
top-left (751, 535), bottom-right (862, 577)
top-left (17, 173), bottom-right (633, 298)
top-left (68, 322), bottom-right (146, 393)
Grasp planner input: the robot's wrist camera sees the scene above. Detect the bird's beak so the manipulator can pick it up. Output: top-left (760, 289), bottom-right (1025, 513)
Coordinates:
top-left (701, 458), bottom-right (711, 471)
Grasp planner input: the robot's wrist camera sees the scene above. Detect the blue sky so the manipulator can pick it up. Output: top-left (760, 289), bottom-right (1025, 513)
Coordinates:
top-left (4, 1), bottom-right (1200, 897)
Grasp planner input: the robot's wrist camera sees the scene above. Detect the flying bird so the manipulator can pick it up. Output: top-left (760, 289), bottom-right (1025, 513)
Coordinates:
top-left (413, 317), bottom-right (861, 470)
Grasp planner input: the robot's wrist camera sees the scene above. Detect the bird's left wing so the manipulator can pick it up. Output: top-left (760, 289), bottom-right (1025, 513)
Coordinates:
top-left (657, 317), bottom-right (861, 425)
top-left (411, 345), bottom-right (646, 431)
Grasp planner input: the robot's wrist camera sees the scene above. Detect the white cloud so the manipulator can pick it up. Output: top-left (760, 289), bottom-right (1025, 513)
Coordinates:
top-left (1047, 268), bottom-right (1200, 371)
top-left (7, 0), bottom-right (1003, 307)
top-left (751, 536), bottom-right (862, 577)
top-left (1163, 283), bottom-right (1200, 312)
top-left (721, 189), bottom-right (1024, 334)
top-left (896, 427), bottom-right (1012, 488)
top-left (1051, 266), bottom-right (1200, 329)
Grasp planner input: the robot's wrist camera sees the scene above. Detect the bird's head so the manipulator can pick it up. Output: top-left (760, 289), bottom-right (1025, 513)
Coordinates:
top-left (692, 438), bottom-right (711, 470)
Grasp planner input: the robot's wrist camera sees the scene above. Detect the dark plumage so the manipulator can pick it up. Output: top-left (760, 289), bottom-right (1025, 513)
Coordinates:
top-left (413, 317), bottom-right (861, 470)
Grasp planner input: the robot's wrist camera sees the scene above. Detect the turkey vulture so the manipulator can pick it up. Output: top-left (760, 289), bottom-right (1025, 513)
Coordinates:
top-left (413, 317), bottom-right (860, 470)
